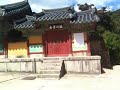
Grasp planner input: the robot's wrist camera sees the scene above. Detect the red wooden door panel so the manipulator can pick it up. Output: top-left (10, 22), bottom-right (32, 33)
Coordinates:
top-left (46, 30), bottom-right (70, 56)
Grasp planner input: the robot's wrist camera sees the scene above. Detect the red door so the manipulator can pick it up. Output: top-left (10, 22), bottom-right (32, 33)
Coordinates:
top-left (46, 30), bottom-right (70, 56)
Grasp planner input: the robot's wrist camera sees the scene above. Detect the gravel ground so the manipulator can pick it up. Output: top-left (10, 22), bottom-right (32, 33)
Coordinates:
top-left (0, 65), bottom-right (120, 90)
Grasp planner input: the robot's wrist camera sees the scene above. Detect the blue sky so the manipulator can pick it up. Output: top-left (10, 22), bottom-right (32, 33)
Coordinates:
top-left (0, 0), bottom-right (120, 12)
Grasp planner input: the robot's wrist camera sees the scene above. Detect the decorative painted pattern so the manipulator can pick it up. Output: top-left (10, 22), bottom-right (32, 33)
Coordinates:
top-left (8, 42), bottom-right (27, 58)
top-left (29, 44), bottom-right (43, 53)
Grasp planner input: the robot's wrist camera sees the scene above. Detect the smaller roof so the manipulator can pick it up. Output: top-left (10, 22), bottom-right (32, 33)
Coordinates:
top-left (36, 6), bottom-right (72, 21)
top-left (71, 8), bottom-right (100, 24)
top-left (14, 16), bottom-right (35, 29)
top-left (0, 0), bottom-right (32, 17)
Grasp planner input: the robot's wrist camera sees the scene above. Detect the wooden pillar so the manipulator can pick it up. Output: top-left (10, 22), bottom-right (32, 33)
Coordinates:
top-left (27, 39), bottom-right (30, 58)
top-left (2, 32), bottom-right (8, 58)
top-left (45, 32), bottom-right (48, 57)
top-left (69, 31), bottom-right (72, 56)
top-left (87, 33), bottom-right (91, 56)
top-left (42, 33), bottom-right (46, 57)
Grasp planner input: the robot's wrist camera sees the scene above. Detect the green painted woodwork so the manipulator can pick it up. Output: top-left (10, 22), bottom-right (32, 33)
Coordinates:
top-left (0, 33), bottom-right (2, 42)
top-left (0, 44), bottom-right (3, 53)
top-left (29, 44), bottom-right (43, 53)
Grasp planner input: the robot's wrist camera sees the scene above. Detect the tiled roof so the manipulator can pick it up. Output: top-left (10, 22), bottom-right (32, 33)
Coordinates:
top-left (36, 7), bottom-right (99, 23)
top-left (14, 7), bottom-right (100, 29)
top-left (14, 6), bottom-right (73, 29)
top-left (0, 0), bottom-right (32, 17)
top-left (36, 7), bottom-right (72, 21)
top-left (14, 16), bottom-right (35, 29)
top-left (71, 8), bottom-right (100, 24)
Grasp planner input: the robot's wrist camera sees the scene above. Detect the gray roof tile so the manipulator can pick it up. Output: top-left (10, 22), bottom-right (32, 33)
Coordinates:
top-left (71, 8), bottom-right (100, 24)
top-left (14, 7), bottom-right (100, 29)
top-left (14, 17), bottom-right (34, 29)
top-left (36, 7), bottom-right (71, 21)
top-left (0, 0), bottom-right (32, 17)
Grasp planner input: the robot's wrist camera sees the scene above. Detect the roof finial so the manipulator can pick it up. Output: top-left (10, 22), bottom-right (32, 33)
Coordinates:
top-left (77, 3), bottom-right (94, 11)
top-left (25, 0), bottom-right (28, 2)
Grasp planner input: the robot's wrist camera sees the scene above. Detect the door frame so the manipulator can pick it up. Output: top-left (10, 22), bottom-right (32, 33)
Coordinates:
top-left (45, 30), bottom-right (72, 57)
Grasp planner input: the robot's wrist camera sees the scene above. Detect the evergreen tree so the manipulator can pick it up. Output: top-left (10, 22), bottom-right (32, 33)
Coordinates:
top-left (96, 9), bottom-right (120, 64)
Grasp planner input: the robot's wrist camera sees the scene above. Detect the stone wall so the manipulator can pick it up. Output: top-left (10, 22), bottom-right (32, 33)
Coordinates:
top-left (64, 56), bottom-right (101, 74)
top-left (0, 58), bottom-right (42, 73)
top-left (0, 56), bottom-right (101, 74)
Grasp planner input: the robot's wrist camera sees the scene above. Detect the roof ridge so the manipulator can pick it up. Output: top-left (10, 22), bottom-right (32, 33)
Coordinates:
top-left (42, 6), bottom-right (72, 13)
top-left (77, 8), bottom-right (96, 15)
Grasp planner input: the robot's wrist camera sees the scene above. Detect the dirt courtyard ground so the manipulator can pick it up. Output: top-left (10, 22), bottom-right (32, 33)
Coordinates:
top-left (0, 65), bottom-right (120, 90)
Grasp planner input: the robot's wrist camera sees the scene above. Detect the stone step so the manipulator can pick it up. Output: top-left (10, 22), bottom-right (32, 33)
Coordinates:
top-left (38, 60), bottom-right (63, 79)
top-left (40, 70), bottom-right (60, 74)
top-left (40, 66), bottom-right (61, 70)
top-left (38, 74), bottom-right (60, 78)
top-left (43, 60), bottom-right (62, 63)
top-left (42, 63), bottom-right (62, 67)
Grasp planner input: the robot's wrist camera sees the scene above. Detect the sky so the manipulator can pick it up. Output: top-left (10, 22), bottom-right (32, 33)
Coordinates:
top-left (0, 0), bottom-right (120, 12)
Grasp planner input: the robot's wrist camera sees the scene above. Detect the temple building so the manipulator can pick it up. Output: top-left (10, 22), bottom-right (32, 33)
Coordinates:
top-left (0, 0), bottom-right (100, 58)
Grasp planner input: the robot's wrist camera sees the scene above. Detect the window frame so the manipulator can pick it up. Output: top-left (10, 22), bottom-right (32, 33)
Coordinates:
top-left (72, 33), bottom-right (88, 52)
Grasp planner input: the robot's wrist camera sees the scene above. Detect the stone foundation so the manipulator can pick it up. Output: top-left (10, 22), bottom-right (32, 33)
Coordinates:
top-left (0, 56), bottom-right (101, 75)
